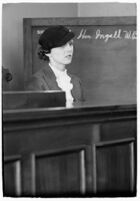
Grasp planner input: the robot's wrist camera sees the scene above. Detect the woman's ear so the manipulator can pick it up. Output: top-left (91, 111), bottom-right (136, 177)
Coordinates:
top-left (45, 53), bottom-right (51, 59)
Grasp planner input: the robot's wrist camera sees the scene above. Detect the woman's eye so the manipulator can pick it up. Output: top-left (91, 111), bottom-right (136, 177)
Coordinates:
top-left (61, 44), bottom-right (67, 48)
top-left (69, 41), bottom-right (74, 46)
top-left (61, 40), bottom-right (74, 48)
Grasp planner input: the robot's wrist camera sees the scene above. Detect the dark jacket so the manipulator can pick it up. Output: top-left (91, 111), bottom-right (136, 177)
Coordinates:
top-left (25, 65), bottom-right (84, 103)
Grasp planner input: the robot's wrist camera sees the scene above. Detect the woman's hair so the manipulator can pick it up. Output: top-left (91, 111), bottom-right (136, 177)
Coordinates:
top-left (37, 46), bottom-right (50, 61)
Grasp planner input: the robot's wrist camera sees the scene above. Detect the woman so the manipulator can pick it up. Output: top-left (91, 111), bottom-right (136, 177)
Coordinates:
top-left (26, 25), bottom-right (84, 106)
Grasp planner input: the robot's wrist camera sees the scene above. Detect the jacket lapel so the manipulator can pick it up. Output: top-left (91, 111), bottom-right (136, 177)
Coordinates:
top-left (41, 65), bottom-right (61, 90)
top-left (40, 65), bottom-right (81, 101)
top-left (67, 72), bottom-right (80, 101)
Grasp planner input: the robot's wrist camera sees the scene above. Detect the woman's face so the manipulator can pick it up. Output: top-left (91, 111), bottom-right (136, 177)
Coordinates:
top-left (48, 39), bottom-right (74, 66)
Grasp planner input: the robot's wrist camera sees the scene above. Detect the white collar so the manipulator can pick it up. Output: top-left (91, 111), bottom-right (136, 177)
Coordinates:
top-left (49, 63), bottom-right (67, 78)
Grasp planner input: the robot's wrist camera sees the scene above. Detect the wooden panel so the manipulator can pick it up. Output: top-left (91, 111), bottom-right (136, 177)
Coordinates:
top-left (3, 157), bottom-right (22, 196)
top-left (3, 105), bottom-right (137, 197)
top-left (34, 148), bottom-right (86, 196)
top-left (100, 120), bottom-right (136, 141)
top-left (95, 139), bottom-right (135, 196)
top-left (3, 91), bottom-right (66, 110)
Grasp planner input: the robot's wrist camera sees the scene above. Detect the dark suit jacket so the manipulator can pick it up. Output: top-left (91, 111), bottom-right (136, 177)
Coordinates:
top-left (25, 65), bottom-right (84, 103)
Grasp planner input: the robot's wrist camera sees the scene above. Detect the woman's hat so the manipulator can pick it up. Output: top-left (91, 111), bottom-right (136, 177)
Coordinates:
top-left (39, 25), bottom-right (75, 53)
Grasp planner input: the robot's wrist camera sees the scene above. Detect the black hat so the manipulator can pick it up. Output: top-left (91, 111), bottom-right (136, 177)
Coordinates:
top-left (39, 25), bottom-right (75, 53)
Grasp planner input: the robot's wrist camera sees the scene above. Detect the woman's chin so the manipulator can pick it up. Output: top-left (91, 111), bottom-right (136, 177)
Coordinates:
top-left (64, 59), bottom-right (72, 65)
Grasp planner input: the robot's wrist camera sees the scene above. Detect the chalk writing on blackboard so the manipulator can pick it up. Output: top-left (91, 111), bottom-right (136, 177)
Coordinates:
top-left (77, 29), bottom-right (92, 40)
top-left (77, 29), bottom-right (137, 42)
top-left (36, 28), bottom-right (137, 43)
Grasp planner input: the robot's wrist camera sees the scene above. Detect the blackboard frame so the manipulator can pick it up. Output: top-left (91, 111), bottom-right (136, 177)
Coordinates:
top-left (23, 17), bottom-right (136, 84)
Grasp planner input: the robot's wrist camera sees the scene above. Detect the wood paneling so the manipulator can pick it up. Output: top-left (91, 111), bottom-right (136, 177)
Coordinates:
top-left (100, 120), bottom-right (136, 141)
top-left (3, 156), bottom-right (22, 196)
top-left (34, 148), bottom-right (86, 196)
top-left (95, 139), bottom-right (135, 196)
top-left (3, 104), bottom-right (137, 197)
top-left (3, 91), bottom-right (66, 110)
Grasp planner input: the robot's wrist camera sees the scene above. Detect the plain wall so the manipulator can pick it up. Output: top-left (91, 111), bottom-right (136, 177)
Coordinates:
top-left (2, 2), bottom-right (136, 90)
top-left (77, 3), bottom-right (136, 17)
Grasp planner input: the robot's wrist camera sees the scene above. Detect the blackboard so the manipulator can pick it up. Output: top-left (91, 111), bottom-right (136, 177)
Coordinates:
top-left (24, 17), bottom-right (136, 106)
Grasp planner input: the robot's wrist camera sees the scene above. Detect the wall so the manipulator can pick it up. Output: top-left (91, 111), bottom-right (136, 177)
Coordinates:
top-left (2, 3), bottom-right (78, 90)
top-left (2, 2), bottom-right (136, 91)
top-left (77, 3), bottom-right (136, 17)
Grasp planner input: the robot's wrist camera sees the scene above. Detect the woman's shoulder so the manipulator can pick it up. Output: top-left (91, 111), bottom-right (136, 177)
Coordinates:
top-left (33, 65), bottom-right (49, 77)
top-left (25, 66), bottom-right (49, 90)
top-left (68, 72), bottom-right (81, 82)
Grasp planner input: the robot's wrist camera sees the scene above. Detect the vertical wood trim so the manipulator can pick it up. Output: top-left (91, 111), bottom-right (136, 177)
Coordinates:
top-left (130, 142), bottom-right (135, 192)
top-left (92, 145), bottom-right (97, 193)
top-left (80, 150), bottom-right (86, 194)
top-left (90, 124), bottom-right (100, 194)
top-left (91, 124), bottom-right (100, 142)
top-left (22, 154), bottom-right (36, 195)
top-left (14, 161), bottom-right (21, 196)
top-left (31, 154), bottom-right (36, 195)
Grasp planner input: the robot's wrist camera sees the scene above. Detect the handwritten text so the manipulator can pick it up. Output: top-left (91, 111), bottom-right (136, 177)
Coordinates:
top-left (76, 28), bottom-right (137, 42)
